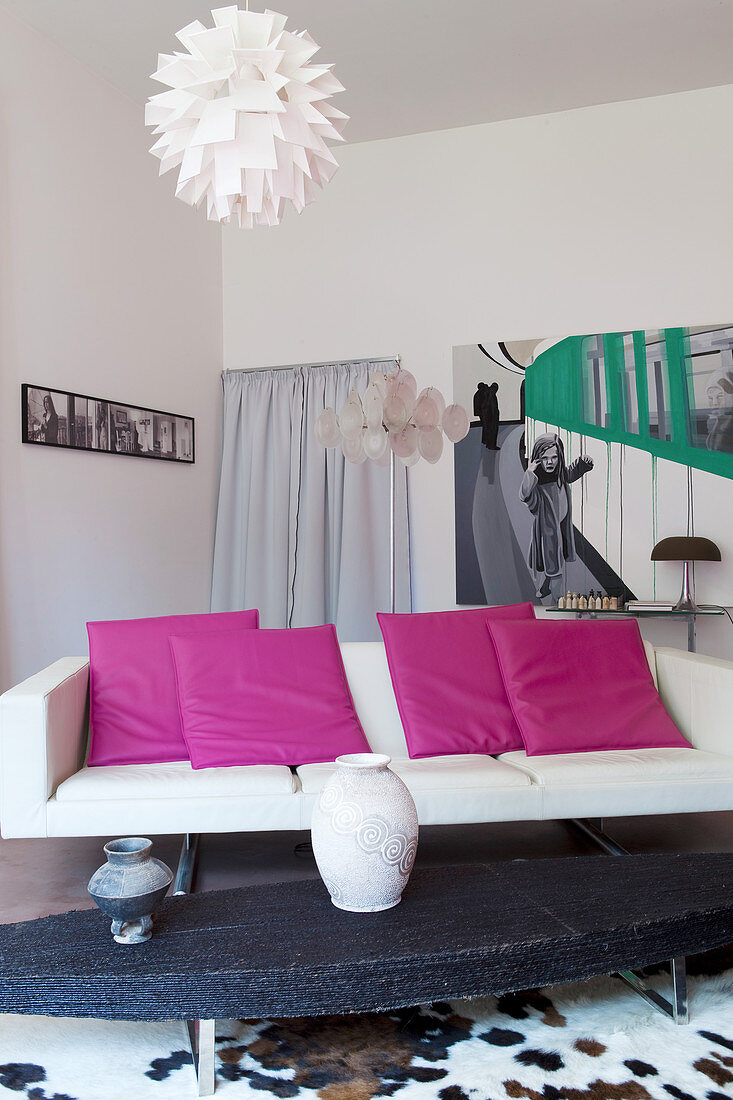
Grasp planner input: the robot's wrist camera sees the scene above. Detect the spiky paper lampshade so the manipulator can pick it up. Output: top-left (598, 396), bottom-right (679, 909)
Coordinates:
top-left (145, 6), bottom-right (348, 227)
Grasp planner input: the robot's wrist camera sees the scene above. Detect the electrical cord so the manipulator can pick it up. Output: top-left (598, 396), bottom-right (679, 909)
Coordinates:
top-left (698, 604), bottom-right (733, 628)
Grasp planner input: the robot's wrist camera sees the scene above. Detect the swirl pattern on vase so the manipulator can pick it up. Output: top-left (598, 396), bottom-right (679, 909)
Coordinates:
top-left (317, 782), bottom-right (416, 870)
top-left (356, 818), bottom-right (389, 852)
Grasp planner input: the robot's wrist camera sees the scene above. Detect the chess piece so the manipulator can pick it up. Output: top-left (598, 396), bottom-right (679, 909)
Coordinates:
top-left (572, 593), bottom-right (579, 610)
top-left (610, 596), bottom-right (619, 610)
top-left (579, 595), bottom-right (588, 610)
top-left (602, 595), bottom-right (610, 610)
top-left (558, 596), bottom-right (565, 609)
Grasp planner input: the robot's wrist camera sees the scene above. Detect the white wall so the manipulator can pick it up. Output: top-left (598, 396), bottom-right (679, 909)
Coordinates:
top-left (0, 9), bottom-right (223, 689)
top-left (223, 84), bottom-right (733, 658)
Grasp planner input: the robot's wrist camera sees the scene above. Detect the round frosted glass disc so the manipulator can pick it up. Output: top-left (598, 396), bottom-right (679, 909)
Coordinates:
top-left (394, 381), bottom-right (416, 417)
top-left (383, 394), bottom-right (408, 432)
top-left (369, 371), bottom-right (389, 399)
top-left (342, 432), bottom-right (366, 464)
top-left (315, 407), bottom-right (341, 447)
top-left (395, 369), bottom-right (417, 402)
top-left (400, 449), bottom-right (420, 467)
top-left (413, 392), bottom-right (440, 432)
top-left (387, 369), bottom-right (417, 408)
top-left (418, 428), bottom-right (444, 464)
top-left (389, 422), bottom-right (418, 459)
top-left (442, 404), bottom-right (470, 443)
top-left (364, 386), bottom-right (384, 430)
top-left (364, 428), bottom-right (387, 461)
top-left (428, 386), bottom-right (446, 418)
top-left (340, 396), bottom-right (364, 440)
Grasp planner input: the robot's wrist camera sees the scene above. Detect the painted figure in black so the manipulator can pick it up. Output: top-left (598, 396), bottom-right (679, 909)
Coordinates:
top-left (473, 381), bottom-right (500, 450)
top-left (520, 432), bottom-right (594, 602)
top-left (41, 394), bottom-right (58, 444)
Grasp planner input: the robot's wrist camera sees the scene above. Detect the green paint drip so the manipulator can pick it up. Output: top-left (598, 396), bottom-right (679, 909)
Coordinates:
top-left (616, 440), bottom-right (620, 580)
top-left (605, 442), bottom-right (611, 561)
top-left (651, 455), bottom-right (658, 598)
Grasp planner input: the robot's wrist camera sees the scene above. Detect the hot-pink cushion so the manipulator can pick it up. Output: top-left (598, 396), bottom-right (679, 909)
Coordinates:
top-left (169, 623), bottom-right (370, 769)
top-left (377, 603), bottom-right (535, 758)
top-left (87, 609), bottom-right (259, 766)
top-left (487, 618), bottom-right (689, 756)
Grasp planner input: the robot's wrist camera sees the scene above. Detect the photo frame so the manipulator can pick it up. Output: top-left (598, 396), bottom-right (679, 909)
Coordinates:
top-left (21, 384), bottom-right (195, 464)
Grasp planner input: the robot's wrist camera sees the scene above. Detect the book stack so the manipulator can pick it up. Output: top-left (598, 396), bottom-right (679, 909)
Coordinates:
top-left (625, 600), bottom-right (676, 612)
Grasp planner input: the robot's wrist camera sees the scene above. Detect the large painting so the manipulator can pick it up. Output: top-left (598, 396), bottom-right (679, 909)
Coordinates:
top-left (454, 327), bottom-right (733, 607)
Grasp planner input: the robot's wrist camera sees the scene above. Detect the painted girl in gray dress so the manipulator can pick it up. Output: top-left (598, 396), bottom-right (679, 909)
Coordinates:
top-left (520, 432), bottom-right (593, 603)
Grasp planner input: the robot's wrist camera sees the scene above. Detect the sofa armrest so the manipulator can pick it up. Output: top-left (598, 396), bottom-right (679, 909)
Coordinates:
top-left (0, 658), bottom-right (90, 838)
top-left (655, 647), bottom-right (733, 757)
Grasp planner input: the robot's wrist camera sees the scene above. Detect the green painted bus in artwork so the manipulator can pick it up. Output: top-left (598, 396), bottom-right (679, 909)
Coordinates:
top-left (525, 326), bottom-right (733, 480)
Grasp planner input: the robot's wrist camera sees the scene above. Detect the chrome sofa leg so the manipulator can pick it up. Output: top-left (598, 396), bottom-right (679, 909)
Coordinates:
top-left (569, 817), bottom-right (629, 855)
top-left (671, 955), bottom-right (689, 1024)
top-left (568, 818), bottom-right (689, 1024)
top-left (185, 1018), bottom-right (216, 1095)
top-left (617, 957), bottom-right (688, 1024)
top-left (176, 841), bottom-right (214, 1092)
top-left (173, 833), bottom-right (200, 896)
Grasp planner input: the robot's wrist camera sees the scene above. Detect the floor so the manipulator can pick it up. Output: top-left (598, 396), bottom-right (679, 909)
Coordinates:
top-left (1, 811), bottom-right (731, 924)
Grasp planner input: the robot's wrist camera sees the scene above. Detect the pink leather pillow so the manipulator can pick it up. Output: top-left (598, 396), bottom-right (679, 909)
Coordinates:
top-left (87, 609), bottom-right (259, 766)
top-left (169, 623), bottom-right (370, 769)
top-left (487, 618), bottom-right (689, 756)
top-left (377, 604), bottom-right (535, 758)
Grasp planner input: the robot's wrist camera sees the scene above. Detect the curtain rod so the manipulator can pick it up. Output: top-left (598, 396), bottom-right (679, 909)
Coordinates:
top-left (225, 355), bottom-right (400, 375)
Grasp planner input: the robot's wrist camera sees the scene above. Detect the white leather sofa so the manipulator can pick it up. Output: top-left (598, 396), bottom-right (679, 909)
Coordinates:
top-left (1, 642), bottom-right (733, 839)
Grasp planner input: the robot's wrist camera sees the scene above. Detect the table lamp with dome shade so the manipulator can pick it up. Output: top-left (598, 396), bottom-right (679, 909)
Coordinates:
top-left (650, 536), bottom-right (722, 613)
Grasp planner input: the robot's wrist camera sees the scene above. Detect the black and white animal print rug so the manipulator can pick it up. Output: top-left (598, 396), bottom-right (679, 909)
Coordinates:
top-left (1, 948), bottom-right (731, 1100)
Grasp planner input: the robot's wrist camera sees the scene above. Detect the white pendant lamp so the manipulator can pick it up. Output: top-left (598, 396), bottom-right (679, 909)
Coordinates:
top-left (145, 5), bottom-right (348, 227)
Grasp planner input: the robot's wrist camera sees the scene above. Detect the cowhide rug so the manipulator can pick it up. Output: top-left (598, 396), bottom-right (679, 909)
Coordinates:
top-left (1, 948), bottom-right (731, 1100)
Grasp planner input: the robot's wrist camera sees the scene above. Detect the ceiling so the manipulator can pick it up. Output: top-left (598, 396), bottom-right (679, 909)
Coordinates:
top-left (3, 0), bottom-right (733, 144)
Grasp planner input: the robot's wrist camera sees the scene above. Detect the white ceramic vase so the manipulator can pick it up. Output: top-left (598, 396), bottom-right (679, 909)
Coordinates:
top-left (311, 753), bottom-right (419, 912)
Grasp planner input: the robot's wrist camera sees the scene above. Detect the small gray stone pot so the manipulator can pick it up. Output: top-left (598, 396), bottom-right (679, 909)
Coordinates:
top-left (311, 753), bottom-right (419, 912)
top-left (88, 837), bottom-right (173, 945)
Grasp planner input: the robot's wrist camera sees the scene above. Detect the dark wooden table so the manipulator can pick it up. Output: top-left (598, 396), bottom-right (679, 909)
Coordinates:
top-left (1, 853), bottom-right (732, 1096)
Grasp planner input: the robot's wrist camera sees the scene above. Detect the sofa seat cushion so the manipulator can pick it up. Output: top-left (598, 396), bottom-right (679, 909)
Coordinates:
top-left (297, 754), bottom-right (533, 794)
top-left (499, 746), bottom-right (733, 819)
top-left (297, 755), bottom-right (540, 826)
top-left (499, 746), bottom-right (733, 786)
top-left (55, 762), bottom-right (297, 802)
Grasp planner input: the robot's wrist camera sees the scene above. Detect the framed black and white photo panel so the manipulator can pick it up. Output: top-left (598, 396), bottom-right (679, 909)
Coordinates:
top-left (22, 385), bottom-right (195, 464)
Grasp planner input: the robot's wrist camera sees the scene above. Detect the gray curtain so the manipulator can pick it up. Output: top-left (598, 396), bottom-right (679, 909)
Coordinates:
top-left (211, 360), bottom-right (410, 640)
